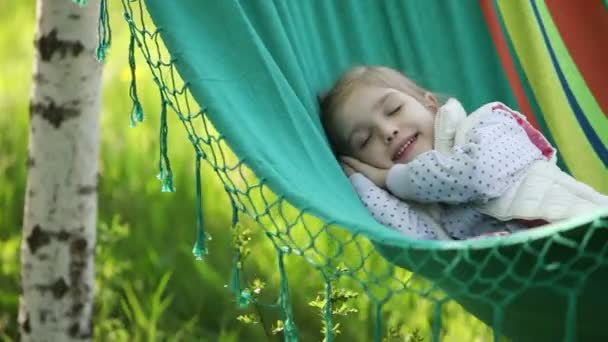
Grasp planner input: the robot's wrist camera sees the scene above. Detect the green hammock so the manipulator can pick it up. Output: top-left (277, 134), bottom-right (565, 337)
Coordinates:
top-left (99, 0), bottom-right (608, 340)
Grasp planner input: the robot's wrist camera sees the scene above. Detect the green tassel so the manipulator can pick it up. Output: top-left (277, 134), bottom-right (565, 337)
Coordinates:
top-left (237, 289), bottom-right (254, 309)
top-left (95, 0), bottom-right (111, 62)
top-left (229, 255), bottom-right (243, 302)
top-left (72, 0), bottom-right (88, 6)
top-left (192, 154), bottom-right (207, 259)
top-left (229, 240), bottom-right (246, 306)
top-left (129, 101), bottom-right (144, 128)
top-left (374, 303), bottom-right (384, 342)
top-left (228, 196), bottom-right (248, 305)
top-left (283, 318), bottom-right (298, 342)
top-left (160, 171), bottom-right (175, 193)
top-left (278, 251), bottom-right (299, 342)
top-left (323, 280), bottom-right (334, 342)
top-left (128, 35), bottom-right (144, 127)
top-left (158, 96), bottom-right (175, 192)
top-left (191, 242), bottom-right (206, 260)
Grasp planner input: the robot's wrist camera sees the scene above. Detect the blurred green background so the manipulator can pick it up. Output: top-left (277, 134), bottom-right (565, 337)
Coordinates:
top-left (0, 1), bottom-right (493, 341)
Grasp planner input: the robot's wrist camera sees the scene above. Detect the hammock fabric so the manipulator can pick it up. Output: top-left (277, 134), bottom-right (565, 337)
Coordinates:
top-left (103, 0), bottom-right (607, 341)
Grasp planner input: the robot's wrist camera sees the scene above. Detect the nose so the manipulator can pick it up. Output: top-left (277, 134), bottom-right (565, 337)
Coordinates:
top-left (384, 128), bottom-right (399, 144)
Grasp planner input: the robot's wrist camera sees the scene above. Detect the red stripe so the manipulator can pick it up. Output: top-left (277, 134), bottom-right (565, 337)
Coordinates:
top-left (479, 0), bottom-right (540, 129)
top-left (545, 0), bottom-right (608, 117)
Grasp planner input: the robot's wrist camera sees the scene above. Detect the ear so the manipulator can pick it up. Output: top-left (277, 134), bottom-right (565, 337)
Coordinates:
top-left (424, 92), bottom-right (439, 112)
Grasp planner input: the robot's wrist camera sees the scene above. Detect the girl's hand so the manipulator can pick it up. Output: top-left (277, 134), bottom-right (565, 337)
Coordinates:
top-left (341, 162), bottom-right (356, 176)
top-left (341, 156), bottom-right (388, 188)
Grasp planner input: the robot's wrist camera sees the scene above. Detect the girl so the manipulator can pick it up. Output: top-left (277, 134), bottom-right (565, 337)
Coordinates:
top-left (319, 65), bottom-right (608, 240)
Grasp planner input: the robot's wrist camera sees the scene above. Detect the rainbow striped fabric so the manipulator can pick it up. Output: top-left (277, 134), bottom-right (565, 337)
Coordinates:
top-left (482, 0), bottom-right (608, 193)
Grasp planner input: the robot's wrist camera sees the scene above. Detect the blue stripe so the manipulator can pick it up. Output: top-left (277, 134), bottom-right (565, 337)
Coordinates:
top-left (530, 0), bottom-right (608, 167)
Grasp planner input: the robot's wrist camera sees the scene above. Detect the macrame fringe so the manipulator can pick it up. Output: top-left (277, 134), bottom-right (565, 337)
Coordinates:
top-left (323, 279), bottom-right (334, 342)
top-left (492, 305), bottom-right (504, 342)
top-left (374, 303), bottom-right (384, 342)
top-left (192, 153), bottom-right (207, 259)
top-left (278, 251), bottom-right (299, 342)
top-left (96, 0), bottom-right (111, 62)
top-left (229, 198), bottom-right (250, 306)
top-left (432, 303), bottom-right (442, 342)
top-left (128, 34), bottom-right (144, 127)
top-left (158, 93), bottom-right (175, 192)
top-left (230, 252), bottom-right (253, 308)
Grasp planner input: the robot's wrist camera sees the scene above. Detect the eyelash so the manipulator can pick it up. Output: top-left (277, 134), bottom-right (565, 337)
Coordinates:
top-left (388, 105), bottom-right (402, 116)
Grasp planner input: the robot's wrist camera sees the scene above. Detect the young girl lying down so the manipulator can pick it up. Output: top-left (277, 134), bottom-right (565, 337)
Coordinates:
top-left (319, 66), bottom-right (608, 240)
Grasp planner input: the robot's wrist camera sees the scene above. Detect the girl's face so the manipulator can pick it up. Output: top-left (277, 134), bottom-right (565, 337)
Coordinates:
top-left (330, 84), bottom-right (437, 169)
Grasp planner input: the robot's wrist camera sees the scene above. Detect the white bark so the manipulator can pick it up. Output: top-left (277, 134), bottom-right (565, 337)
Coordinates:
top-left (19, 0), bottom-right (102, 341)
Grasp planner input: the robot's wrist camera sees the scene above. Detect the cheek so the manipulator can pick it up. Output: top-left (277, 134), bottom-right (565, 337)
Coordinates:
top-left (416, 136), bottom-right (434, 154)
top-left (369, 144), bottom-right (393, 168)
top-left (354, 146), bottom-right (380, 166)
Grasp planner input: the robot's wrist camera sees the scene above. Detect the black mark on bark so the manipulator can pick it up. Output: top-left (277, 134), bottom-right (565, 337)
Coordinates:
top-left (51, 277), bottom-right (69, 299)
top-left (69, 320), bottom-right (93, 339)
top-left (22, 313), bottom-right (31, 333)
top-left (57, 230), bottom-right (70, 241)
top-left (36, 29), bottom-right (84, 61)
top-left (30, 100), bottom-right (79, 129)
top-left (68, 323), bottom-right (80, 337)
top-left (39, 309), bottom-right (49, 323)
top-left (26, 155), bottom-right (35, 168)
top-left (77, 185), bottom-right (97, 195)
top-left (69, 260), bottom-right (86, 283)
top-left (27, 225), bottom-right (50, 253)
top-left (68, 14), bottom-right (80, 20)
top-left (71, 302), bottom-right (84, 316)
top-left (33, 72), bottom-right (47, 84)
top-left (71, 238), bottom-right (87, 255)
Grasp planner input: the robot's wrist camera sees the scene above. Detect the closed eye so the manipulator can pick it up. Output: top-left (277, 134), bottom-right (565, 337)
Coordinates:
top-left (388, 105), bottom-right (402, 116)
top-left (360, 135), bottom-right (371, 148)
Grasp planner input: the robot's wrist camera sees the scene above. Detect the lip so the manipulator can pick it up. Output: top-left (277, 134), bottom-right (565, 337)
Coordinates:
top-left (392, 133), bottom-right (418, 162)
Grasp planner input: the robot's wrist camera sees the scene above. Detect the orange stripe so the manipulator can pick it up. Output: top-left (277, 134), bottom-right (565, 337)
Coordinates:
top-left (545, 0), bottom-right (608, 117)
top-left (479, 0), bottom-right (539, 128)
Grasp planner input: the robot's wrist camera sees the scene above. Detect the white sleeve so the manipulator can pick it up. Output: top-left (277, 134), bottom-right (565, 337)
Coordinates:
top-left (349, 173), bottom-right (440, 239)
top-left (386, 109), bottom-right (543, 205)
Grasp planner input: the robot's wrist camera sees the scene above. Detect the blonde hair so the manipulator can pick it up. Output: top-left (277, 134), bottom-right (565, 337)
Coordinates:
top-left (319, 65), bottom-right (437, 151)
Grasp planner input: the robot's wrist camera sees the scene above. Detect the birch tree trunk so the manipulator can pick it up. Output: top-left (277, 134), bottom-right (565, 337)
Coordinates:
top-left (19, 0), bottom-right (102, 340)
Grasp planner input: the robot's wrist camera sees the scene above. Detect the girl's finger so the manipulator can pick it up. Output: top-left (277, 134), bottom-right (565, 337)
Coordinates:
top-left (341, 163), bottom-right (355, 176)
top-left (340, 156), bottom-right (364, 170)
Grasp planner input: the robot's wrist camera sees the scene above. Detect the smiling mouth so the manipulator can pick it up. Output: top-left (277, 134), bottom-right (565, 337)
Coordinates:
top-left (392, 133), bottom-right (419, 161)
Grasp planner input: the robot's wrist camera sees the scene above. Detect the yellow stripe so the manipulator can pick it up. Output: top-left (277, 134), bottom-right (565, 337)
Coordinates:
top-left (497, 0), bottom-right (607, 193)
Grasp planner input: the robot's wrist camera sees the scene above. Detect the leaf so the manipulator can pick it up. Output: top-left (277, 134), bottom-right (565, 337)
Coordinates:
top-left (236, 314), bottom-right (258, 325)
top-left (271, 320), bottom-right (284, 335)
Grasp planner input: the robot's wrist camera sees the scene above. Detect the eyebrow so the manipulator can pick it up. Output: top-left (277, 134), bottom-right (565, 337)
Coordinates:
top-left (373, 92), bottom-right (392, 111)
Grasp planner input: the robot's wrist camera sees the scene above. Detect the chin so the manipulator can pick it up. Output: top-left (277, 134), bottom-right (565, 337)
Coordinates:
top-left (392, 159), bottom-right (411, 166)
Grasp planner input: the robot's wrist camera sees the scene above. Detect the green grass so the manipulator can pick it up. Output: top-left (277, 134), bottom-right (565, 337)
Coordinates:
top-left (0, 1), bottom-right (492, 341)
